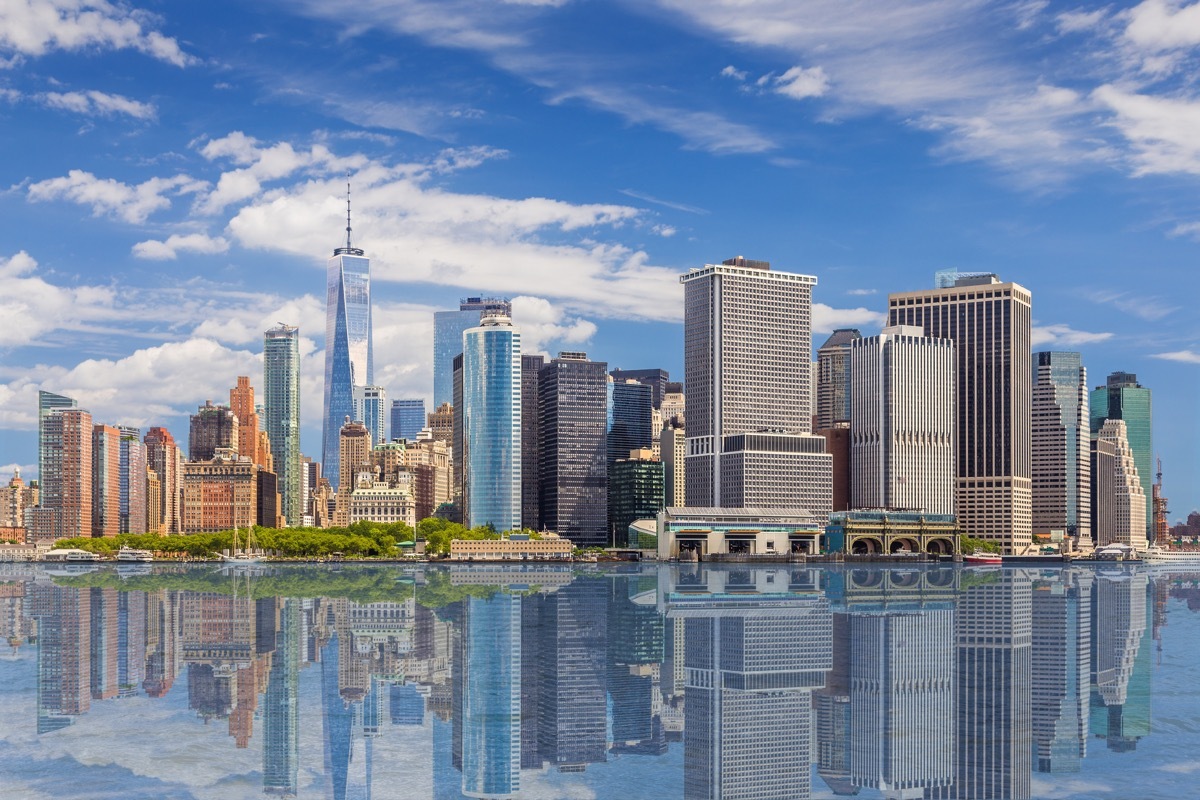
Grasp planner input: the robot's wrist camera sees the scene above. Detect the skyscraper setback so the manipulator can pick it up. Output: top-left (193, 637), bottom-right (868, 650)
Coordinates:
top-left (1091, 371), bottom-right (1153, 538)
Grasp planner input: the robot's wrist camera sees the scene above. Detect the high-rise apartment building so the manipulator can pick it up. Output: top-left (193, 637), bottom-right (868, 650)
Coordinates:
top-left (1091, 419), bottom-right (1147, 550)
top-left (1091, 371), bottom-right (1153, 537)
top-left (91, 424), bottom-right (121, 538)
top-left (538, 352), bottom-right (608, 545)
top-left (1, 469), bottom-right (38, 533)
top-left (188, 401), bottom-right (239, 462)
top-left (520, 354), bottom-right (545, 532)
top-left (40, 408), bottom-right (93, 542)
top-left (322, 208), bottom-right (372, 492)
top-left (681, 256), bottom-right (830, 512)
top-left (816, 328), bottom-right (861, 431)
top-left (888, 273), bottom-right (1033, 552)
top-left (144, 427), bottom-right (182, 534)
top-left (353, 385), bottom-right (386, 446)
top-left (1032, 352), bottom-right (1091, 543)
top-left (264, 323), bottom-right (301, 527)
top-left (117, 427), bottom-right (147, 534)
top-left (229, 376), bottom-right (261, 468)
top-left (38, 390), bottom-right (77, 484)
top-left (850, 325), bottom-right (955, 515)
top-left (462, 314), bottom-right (521, 531)
top-left (181, 452), bottom-right (258, 533)
top-left (433, 296), bottom-right (511, 408)
top-left (390, 399), bottom-right (426, 442)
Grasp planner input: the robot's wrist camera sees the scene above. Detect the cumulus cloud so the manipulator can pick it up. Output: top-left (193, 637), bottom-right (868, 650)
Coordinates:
top-left (812, 303), bottom-right (885, 335)
top-left (1031, 323), bottom-right (1114, 347)
top-left (510, 295), bottom-right (597, 355)
top-left (0, 250), bottom-right (122, 349)
top-left (0, 0), bottom-right (193, 66)
top-left (1123, 0), bottom-right (1200, 53)
top-left (39, 89), bottom-right (155, 119)
top-left (26, 170), bottom-right (207, 224)
top-left (131, 233), bottom-right (230, 260)
top-left (771, 65), bottom-right (829, 100)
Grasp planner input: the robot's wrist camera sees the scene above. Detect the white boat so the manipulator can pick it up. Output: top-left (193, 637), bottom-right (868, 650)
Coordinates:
top-left (43, 548), bottom-right (100, 562)
top-left (116, 546), bottom-right (154, 562)
top-left (220, 519), bottom-right (264, 565)
top-left (1141, 545), bottom-right (1200, 564)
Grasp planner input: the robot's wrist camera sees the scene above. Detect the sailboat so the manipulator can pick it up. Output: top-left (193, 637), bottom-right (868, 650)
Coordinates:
top-left (220, 502), bottom-right (264, 565)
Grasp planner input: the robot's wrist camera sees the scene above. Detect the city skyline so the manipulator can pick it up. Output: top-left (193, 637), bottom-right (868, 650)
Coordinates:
top-left (0, 2), bottom-right (1198, 516)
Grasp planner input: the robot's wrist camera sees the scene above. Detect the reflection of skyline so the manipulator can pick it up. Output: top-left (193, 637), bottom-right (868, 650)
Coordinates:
top-left (0, 563), bottom-right (1180, 798)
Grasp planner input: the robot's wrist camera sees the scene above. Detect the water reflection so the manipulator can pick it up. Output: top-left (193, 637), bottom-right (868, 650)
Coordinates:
top-left (0, 562), bottom-right (1185, 798)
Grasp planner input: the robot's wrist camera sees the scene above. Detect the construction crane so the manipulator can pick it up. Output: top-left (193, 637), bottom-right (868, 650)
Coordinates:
top-left (1153, 456), bottom-right (1169, 544)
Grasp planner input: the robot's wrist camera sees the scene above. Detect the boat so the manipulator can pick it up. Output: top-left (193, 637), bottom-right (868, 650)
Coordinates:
top-left (42, 548), bottom-right (101, 562)
top-left (116, 546), bottom-right (154, 562)
top-left (964, 553), bottom-right (1002, 565)
top-left (1141, 545), bottom-right (1200, 564)
top-left (220, 517), bottom-right (264, 565)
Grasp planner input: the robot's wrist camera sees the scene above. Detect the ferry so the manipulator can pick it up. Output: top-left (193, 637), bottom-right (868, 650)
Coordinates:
top-left (116, 546), bottom-right (154, 562)
top-left (42, 548), bottom-right (101, 562)
top-left (963, 553), bottom-right (1002, 565)
top-left (1141, 545), bottom-right (1200, 565)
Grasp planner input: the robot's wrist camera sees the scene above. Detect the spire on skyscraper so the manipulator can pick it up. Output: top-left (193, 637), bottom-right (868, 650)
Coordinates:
top-left (334, 175), bottom-right (364, 257)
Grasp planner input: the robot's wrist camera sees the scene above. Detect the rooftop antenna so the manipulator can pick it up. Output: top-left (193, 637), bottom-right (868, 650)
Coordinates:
top-left (334, 172), bottom-right (364, 257)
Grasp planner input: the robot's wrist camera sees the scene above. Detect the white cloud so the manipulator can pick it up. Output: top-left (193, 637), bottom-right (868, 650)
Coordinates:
top-left (846, 288), bottom-right (877, 296)
top-left (1153, 349), bottom-right (1200, 364)
top-left (1094, 85), bottom-right (1200, 176)
top-left (1031, 323), bottom-right (1114, 347)
top-left (26, 170), bottom-right (207, 223)
top-left (1057, 8), bottom-right (1108, 33)
top-left (1124, 0), bottom-right (1200, 53)
top-left (39, 89), bottom-right (155, 119)
top-left (772, 65), bottom-right (828, 100)
top-left (651, 224), bottom-right (677, 237)
top-left (0, 0), bottom-right (193, 66)
top-left (131, 233), bottom-right (230, 260)
top-left (1087, 288), bottom-right (1180, 320)
top-left (812, 303), bottom-right (885, 335)
top-left (510, 295), bottom-right (597, 354)
top-left (720, 64), bottom-right (748, 81)
top-left (0, 250), bottom-right (123, 349)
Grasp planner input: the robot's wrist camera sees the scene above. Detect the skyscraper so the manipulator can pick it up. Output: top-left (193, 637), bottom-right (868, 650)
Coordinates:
top-left (462, 314), bottom-right (522, 531)
top-left (660, 423), bottom-right (686, 508)
top-left (229, 376), bottom-right (261, 467)
top-left (91, 424), bottom-right (121, 538)
top-left (38, 390), bottom-right (77, 484)
top-left (1091, 419), bottom-right (1147, 550)
top-left (850, 325), bottom-right (955, 515)
top-left (538, 353), bottom-right (608, 544)
top-left (188, 400), bottom-right (239, 462)
top-left (117, 427), bottom-right (147, 534)
top-left (39, 408), bottom-right (93, 541)
top-left (521, 354), bottom-right (545, 531)
top-left (816, 328), bottom-right (861, 430)
top-left (143, 427), bottom-right (181, 534)
top-left (264, 324), bottom-right (301, 527)
top-left (352, 385), bottom-right (386, 446)
top-left (322, 197), bottom-right (372, 492)
top-left (607, 379), bottom-right (653, 469)
top-left (433, 297), bottom-right (511, 409)
top-left (681, 256), bottom-right (829, 511)
top-left (609, 449), bottom-right (664, 545)
top-left (1091, 371), bottom-right (1153, 537)
top-left (1032, 352), bottom-right (1091, 543)
top-left (609, 367), bottom-right (671, 409)
top-left (888, 273), bottom-right (1033, 553)
top-left (390, 399), bottom-right (426, 441)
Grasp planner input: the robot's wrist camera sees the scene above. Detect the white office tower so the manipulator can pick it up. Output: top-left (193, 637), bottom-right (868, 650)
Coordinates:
top-left (849, 325), bottom-right (955, 515)
top-left (888, 273), bottom-right (1033, 553)
top-left (352, 385), bottom-right (386, 446)
top-left (681, 256), bottom-right (831, 513)
top-left (1032, 352), bottom-right (1091, 544)
top-left (1091, 419), bottom-right (1147, 550)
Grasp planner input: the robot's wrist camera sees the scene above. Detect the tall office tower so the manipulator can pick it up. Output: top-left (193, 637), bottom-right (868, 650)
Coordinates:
top-left (229, 377), bottom-right (261, 467)
top-left (848, 610), bottom-right (955, 797)
top-left (460, 593), bottom-right (522, 797)
top-left (144, 427), bottom-right (181, 534)
top-left (1090, 571), bottom-right (1151, 751)
top-left (888, 273), bottom-right (1033, 553)
top-left (462, 314), bottom-right (522, 531)
top-left (809, 362), bottom-right (819, 425)
top-left (433, 297), bottom-right (512, 408)
top-left (188, 401), bottom-right (239, 462)
top-left (117, 428), bottom-right (146, 534)
top-left (609, 368), bottom-right (671, 409)
top-left (334, 418), bottom-right (372, 527)
top-left (427, 401), bottom-right (453, 445)
top-left (682, 256), bottom-right (831, 510)
top-left (1032, 352), bottom-right (1091, 543)
top-left (322, 196), bottom-right (373, 492)
top-left (607, 378), bottom-right (653, 468)
top-left (1091, 420), bottom-right (1147, 550)
top-left (352, 384), bottom-right (386, 446)
top-left (390, 399), bottom-right (426, 441)
top-left (818, 424), bottom-right (852, 511)
top-left (661, 423), bottom-right (686, 507)
top-left (609, 449), bottom-right (664, 545)
top-left (264, 598), bottom-right (299, 797)
top-left (661, 383), bottom-right (685, 425)
top-left (452, 354), bottom-right (465, 505)
top-left (1091, 371), bottom-right (1153, 537)
top-left (521, 354), bottom-right (545, 531)
top-left (537, 352), bottom-right (607, 545)
top-left (850, 325), bottom-right (956, 515)
top-left (38, 390), bottom-right (77, 484)
top-left (91, 424), bottom-right (121, 538)
top-left (932, 572), bottom-right (1032, 800)
top-left (817, 328), bottom-right (861, 430)
top-left (39, 408), bottom-right (93, 542)
top-left (264, 324), bottom-right (301, 527)
top-left (1032, 571), bottom-right (1091, 774)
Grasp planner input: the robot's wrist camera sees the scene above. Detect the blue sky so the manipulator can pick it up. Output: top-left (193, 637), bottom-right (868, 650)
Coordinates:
top-left (0, 0), bottom-right (1197, 515)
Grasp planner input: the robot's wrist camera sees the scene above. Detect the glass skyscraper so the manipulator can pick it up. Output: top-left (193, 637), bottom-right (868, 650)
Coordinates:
top-left (352, 385), bottom-right (386, 446)
top-left (264, 324), bottom-right (301, 526)
top-left (433, 297), bottom-right (511, 409)
top-left (1090, 371), bottom-right (1152, 536)
top-left (462, 314), bottom-right (521, 531)
top-left (1032, 352), bottom-right (1090, 541)
top-left (38, 389), bottom-right (76, 483)
top-left (322, 232), bottom-right (372, 492)
top-left (390, 398), bottom-right (426, 441)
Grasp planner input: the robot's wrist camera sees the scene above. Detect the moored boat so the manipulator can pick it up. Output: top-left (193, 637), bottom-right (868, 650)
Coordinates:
top-left (116, 546), bottom-right (154, 562)
top-left (1141, 545), bottom-right (1200, 564)
top-left (964, 553), bottom-right (1002, 565)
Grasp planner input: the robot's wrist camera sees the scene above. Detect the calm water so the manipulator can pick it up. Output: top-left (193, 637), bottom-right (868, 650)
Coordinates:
top-left (0, 562), bottom-right (1197, 799)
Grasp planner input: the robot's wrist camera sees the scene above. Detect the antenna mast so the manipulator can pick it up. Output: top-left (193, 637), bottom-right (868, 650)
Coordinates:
top-left (333, 172), bottom-right (365, 257)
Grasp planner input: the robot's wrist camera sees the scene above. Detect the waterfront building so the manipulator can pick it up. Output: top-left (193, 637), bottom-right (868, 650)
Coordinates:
top-left (607, 379), bottom-right (653, 468)
top-left (144, 427), bottom-right (182, 534)
top-left (462, 314), bottom-right (522, 531)
top-left (145, 467), bottom-right (161, 534)
top-left (681, 256), bottom-right (827, 510)
top-left (229, 376), bottom-right (261, 467)
top-left (38, 390), bottom-right (77, 486)
top-left (660, 423), bottom-right (686, 508)
top-left (433, 296), bottom-right (511, 408)
top-left (521, 354), bottom-right (545, 531)
top-left (888, 273), bottom-right (1033, 553)
top-left (353, 385), bottom-right (386, 446)
top-left (91, 424), bottom-right (121, 538)
top-left (264, 324), bottom-right (301, 526)
top-left (1032, 352), bottom-right (1091, 543)
top-left (322, 204), bottom-right (373, 492)
top-left (188, 401), bottom-right (239, 462)
top-left (390, 399), bottom-right (426, 442)
top-left (39, 408), bottom-right (93, 542)
top-left (656, 506), bottom-right (827, 559)
top-left (347, 472), bottom-right (416, 527)
top-left (609, 367), bottom-right (671, 409)
top-left (817, 328), bottom-right (861, 430)
top-left (850, 325), bottom-right (956, 515)
top-left (825, 510), bottom-right (958, 556)
top-left (1091, 371), bottom-right (1153, 537)
top-left (609, 449), bottom-right (664, 546)
top-left (538, 352), bottom-right (608, 545)
top-left (181, 451), bottom-right (258, 533)
top-left (1091, 419), bottom-right (1147, 550)
top-left (448, 534), bottom-right (573, 561)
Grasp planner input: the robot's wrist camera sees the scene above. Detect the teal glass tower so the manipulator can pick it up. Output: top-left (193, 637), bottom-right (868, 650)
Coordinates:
top-left (264, 324), bottom-right (301, 526)
top-left (1091, 371), bottom-right (1152, 536)
top-left (462, 314), bottom-right (521, 531)
top-left (322, 189), bottom-right (372, 491)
